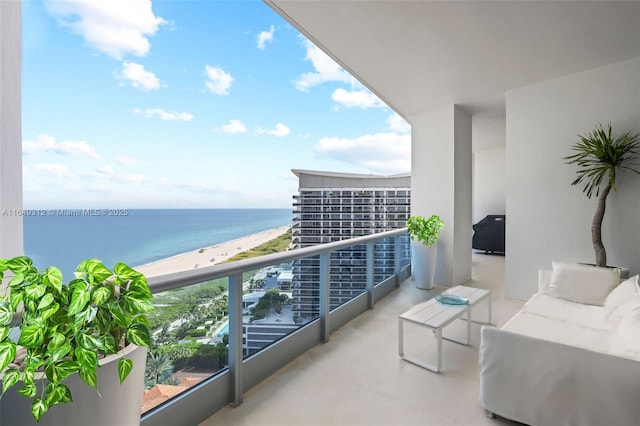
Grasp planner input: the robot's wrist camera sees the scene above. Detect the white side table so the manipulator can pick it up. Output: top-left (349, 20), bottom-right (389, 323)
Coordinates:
top-left (399, 285), bottom-right (491, 372)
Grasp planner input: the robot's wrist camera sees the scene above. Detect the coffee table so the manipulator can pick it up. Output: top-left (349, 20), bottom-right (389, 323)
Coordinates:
top-left (399, 285), bottom-right (491, 372)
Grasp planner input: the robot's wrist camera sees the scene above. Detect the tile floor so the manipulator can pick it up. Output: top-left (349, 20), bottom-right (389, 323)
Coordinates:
top-left (201, 253), bottom-right (524, 426)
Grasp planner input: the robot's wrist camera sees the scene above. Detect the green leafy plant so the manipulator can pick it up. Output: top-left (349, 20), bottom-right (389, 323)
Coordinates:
top-left (0, 256), bottom-right (154, 422)
top-left (407, 215), bottom-right (444, 247)
top-left (564, 123), bottom-right (640, 267)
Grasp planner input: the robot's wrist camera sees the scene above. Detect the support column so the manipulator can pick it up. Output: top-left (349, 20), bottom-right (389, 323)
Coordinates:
top-left (409, 104), bottom-right (472, 286)
top-left (0, 0), bottom-right (23, 259)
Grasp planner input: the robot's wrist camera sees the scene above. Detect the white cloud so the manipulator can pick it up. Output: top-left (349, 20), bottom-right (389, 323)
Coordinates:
top-left (83, 167), bottom-right (148, 184)
top-left (315, 132), bottom-right (410, 175)
top-left (331, 88), bottom-right (385, 109)
top-left (117, 156), bottom-right (140, 166)
top-left (97, 165), bottom-right (114, 175)
top-left (221, 120), bottom-right (247, 135)
top-left (205, 65), bottom-right (233, 95)
top-left (267, 123), bottom-right (290, 137)
top-left (115, 62), bottom-right (161, 90)
top-left (35, 164), bottom-right (72, 178)
top-left (255, 123), bottom-right (290, 137)
top-left (23, 134), bottom-right (101, 159)
top-left (133, 108), bottom-right (193, 121)
top-left (44, 0), bottom-right (166, 60)
top-left (257, 25), bottom-right (275, 50)
top-left (121, 174), bottom-right (148, 184)
top-left (23, 166), bottom-right (30, 177)
top-left (387, 112), bottom-right (411, 133)
top-left (294, 39), bottom-right (356, 91)
top-left (77, 165), bottom-right (122, 180)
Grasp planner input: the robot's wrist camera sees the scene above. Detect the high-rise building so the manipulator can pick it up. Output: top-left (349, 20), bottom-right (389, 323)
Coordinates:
top-left (291, 170), bottom-right (411, 320)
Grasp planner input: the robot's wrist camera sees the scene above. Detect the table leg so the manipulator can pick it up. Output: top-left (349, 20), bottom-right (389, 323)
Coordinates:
top-left (399, 320), bottom-right (440, 372)
top-left (488, 295), bottom-right (492, 324)
top-left (398, 318), bottom-right (404, 357)
top-left (466, 308), bottom-right (471, 344)
top-left (436, 328), bottom-right (442, 372)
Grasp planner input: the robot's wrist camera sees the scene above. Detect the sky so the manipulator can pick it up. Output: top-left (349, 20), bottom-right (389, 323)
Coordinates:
top-left (21, 0), bottom-right (411, 209)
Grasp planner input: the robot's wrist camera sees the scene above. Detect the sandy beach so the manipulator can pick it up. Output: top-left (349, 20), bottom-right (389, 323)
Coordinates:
top-left (135, 225), bottom-right (291, 277)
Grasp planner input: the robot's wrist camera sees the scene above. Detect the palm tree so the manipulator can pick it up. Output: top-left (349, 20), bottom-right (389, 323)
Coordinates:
top-left (565, 123), bottom-right (640, 267)
top-left (145, 352), bottom-right (174, 387)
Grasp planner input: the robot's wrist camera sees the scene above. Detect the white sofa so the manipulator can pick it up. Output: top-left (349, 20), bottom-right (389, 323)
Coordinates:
top-left (479, 262), bottom-right (640, 426)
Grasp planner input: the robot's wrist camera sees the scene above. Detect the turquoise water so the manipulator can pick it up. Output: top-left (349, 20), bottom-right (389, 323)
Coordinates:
top-left (23, 209), bottom-right (291, 278)
top-left (217, 322), bottom-right (229, 337)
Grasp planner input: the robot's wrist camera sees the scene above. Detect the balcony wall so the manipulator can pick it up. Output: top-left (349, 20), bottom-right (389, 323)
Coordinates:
top-left (505, 57), bottom-right (640, 300)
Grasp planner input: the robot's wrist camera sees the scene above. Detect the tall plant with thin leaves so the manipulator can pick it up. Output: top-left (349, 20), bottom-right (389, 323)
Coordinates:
top-left (0, 257), bottom-right (154, 422)
top-left (564, 123), bottom-right (640, 267)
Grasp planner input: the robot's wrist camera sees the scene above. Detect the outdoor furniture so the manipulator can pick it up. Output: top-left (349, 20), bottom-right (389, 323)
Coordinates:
top-left (399, 285), bottom-right (492, 372)
top-left (479, 265), bottom-right (640, 425)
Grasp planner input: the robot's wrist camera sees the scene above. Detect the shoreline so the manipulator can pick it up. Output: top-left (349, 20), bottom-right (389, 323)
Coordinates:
top-left (135, 225), bottom-right (291, 277)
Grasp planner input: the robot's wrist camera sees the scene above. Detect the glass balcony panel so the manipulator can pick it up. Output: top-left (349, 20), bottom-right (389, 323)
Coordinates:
top-left (144, 278), bottom-right (231, 414)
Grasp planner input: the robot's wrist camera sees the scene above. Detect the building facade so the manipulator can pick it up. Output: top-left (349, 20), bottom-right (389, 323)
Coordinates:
top-left (291, 170), bottom-right (411, 319)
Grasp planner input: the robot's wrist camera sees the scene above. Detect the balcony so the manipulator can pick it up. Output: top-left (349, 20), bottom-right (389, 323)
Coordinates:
top-left (140, 229), bottom-right (413, 424)
top-left (138, 228), bottom-right (522, 426)
top-left (200, 253), bottom-right (521, 426)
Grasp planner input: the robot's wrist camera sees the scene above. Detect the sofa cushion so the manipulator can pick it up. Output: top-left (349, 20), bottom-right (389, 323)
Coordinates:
top-left (522, 293), bottom-right (608, 330)
top-left (502, 311), bottom-right (611, 354)
top-left (609, 307), bottom-right (640, 361)
top-left (549, 261), bottom-right (620, 306)
top-left (605, 275), bottom-right (640, 318)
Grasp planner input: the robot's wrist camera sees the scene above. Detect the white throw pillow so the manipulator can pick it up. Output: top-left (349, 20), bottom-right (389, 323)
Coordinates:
top-left (605, 275), bottom-right (640, 318)
top-left (609, 306), bottom-right (640, 360)
top-left (606, 295), bottom-right (640, 328)
top-left (549, 261), bottom-right (620, 306)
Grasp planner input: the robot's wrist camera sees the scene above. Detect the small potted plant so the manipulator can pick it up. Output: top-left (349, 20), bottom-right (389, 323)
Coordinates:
top-left (0, 256), bottom-right (154, 424)
top-left (564, 123), bottom-right (639, 270)
top-left (407, 215), bottom-right (444, 289)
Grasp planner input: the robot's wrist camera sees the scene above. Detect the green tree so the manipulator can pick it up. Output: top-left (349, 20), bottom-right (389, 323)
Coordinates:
top-left (175, 321), bottom-right (191, 341)
top-left (145, 352), bottom-right (174, 388)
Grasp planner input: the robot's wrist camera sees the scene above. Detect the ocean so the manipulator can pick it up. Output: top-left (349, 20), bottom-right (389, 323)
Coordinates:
top-left (23, 209), bottom-right (292, 279)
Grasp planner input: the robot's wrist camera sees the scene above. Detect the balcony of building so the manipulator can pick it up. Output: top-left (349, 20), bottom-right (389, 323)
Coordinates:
top-left (126, 227), bottom-right (528, 426)
top-left (1, 1), bottom-right (639, 425)
top-left (126, 228), bottom-right (415, 424)
top-left (200, 252), bottom-right (520, 426)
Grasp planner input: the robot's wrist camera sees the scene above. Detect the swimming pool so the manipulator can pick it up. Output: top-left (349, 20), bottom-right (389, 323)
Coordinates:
top-left (217, 322), bottom-right (229, 337)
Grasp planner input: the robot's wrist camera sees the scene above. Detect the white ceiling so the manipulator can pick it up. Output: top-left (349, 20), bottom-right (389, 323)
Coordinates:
top-left (266, 0), bottom-right (640, 118)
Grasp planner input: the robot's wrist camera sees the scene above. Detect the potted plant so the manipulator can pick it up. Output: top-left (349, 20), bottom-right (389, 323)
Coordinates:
top-left (407, 215), bottom-right (444, 289)
top-left (0, 256), bottom-right (154, 425)
top-left (564, 123), bottom-right (640, 269)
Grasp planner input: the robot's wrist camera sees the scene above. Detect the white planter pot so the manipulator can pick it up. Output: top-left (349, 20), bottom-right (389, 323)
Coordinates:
top-left (579, 263), bottom-right (630, 280)
top-left (0, 344), bottom-right (147, 426)
top-left (411, 240), bottom-right (437, 290)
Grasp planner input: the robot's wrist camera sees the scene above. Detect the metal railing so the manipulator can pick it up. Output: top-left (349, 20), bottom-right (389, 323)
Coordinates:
top-left (141, 228), bottom-right (411, 426)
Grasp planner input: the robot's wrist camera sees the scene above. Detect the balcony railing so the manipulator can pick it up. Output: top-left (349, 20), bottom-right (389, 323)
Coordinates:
top-left (140, 228), bottom-right (410, 426)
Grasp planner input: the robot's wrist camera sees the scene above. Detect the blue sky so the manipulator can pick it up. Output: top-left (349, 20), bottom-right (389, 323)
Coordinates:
top-left (22, 0), bottom-right (410, 209)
